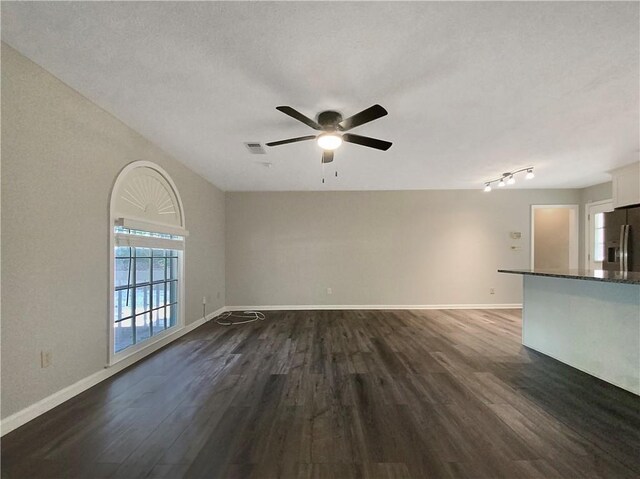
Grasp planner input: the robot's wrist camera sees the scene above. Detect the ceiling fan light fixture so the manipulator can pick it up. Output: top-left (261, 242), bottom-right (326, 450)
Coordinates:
top-left (317, 133), bottom-right (343, 150)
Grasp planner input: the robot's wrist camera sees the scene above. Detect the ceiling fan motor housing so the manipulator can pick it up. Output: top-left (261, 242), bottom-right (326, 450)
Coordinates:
top-left (317, 110), bottom-right (343, 130)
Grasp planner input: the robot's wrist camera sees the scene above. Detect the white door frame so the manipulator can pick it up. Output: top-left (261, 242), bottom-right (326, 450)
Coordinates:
top-left (530, 204), bottom-right (579, 269)
top-left (584, 199), bottom-right (613, 270)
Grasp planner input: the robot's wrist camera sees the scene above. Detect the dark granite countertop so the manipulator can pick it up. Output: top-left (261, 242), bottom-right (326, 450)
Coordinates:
top-left (498, 268), bottom-right (640, 285)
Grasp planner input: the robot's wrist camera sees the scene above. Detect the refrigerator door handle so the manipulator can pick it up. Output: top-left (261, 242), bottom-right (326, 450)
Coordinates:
top-left (619, 225), bottom-right (626, 270)
top-left (623, 224), bottom-right (630, 271)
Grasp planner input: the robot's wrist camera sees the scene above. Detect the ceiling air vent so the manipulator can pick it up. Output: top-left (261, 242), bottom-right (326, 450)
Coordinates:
top-left (244, 142), bottom-right (266, 154)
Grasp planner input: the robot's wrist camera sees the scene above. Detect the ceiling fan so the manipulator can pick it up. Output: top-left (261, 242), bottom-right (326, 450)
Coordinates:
top-left (266, 105), bottom-right (392, 164)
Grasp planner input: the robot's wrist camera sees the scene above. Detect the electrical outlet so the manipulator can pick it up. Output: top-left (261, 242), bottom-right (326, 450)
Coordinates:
top-left (40, 350), bottom-right (52, 368)
top-left (326, 287), bottom-right (333, 295)
top-left (489, 288), bottom-right (495, 295)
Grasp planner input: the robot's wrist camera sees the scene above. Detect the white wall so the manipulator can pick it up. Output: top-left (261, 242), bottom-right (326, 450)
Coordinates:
top-left (1, 45), bottom-right (226, 419)
top-left (226, 189), bottom-right (581, 307)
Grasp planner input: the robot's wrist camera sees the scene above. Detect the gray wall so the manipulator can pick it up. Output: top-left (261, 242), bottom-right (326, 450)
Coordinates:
top-left (226, 189), bottom-right (581, 307)
top-left (1, 45), bottom-right (225, 419)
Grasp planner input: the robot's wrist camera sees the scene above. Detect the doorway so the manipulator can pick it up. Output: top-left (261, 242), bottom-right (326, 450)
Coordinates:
top-left (584, 199), bottom-right (613, 270)
top-left (531, 205), bottom-right (579, 270)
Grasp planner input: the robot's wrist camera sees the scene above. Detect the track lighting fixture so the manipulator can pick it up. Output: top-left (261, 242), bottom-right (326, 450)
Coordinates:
top-left (483, 167), bottom-right (534, 192)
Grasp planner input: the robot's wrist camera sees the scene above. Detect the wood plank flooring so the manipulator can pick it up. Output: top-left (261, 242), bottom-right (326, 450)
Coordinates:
top-left (2, 309), bottom-right (639, 478)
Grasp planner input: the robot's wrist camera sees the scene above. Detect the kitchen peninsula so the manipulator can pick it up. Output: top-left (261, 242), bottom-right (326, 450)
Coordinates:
top-left (499, 268), bottom-right (640, 395)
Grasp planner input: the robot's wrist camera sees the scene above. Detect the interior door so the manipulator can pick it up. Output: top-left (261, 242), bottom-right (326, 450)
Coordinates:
top-left (531, 205), bottom-right (579, 270)
top-left (588, 201), bottom-right (613, 270)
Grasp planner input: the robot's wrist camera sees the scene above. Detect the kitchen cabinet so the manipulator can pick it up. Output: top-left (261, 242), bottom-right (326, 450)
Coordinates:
top-left (611, 161), bottom-right (640, 208)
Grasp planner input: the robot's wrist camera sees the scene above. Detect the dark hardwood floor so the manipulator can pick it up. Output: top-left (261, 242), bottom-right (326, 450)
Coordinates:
top-left (2, 309), bottom-right (639, 478)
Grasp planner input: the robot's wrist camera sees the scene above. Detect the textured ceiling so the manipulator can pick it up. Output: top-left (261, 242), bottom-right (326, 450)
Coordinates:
top-left (2, 1), bottom-right (638, 191)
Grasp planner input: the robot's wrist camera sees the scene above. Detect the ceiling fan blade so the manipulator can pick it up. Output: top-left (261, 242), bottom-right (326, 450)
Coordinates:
top-left (342, 133), bottom-right (392, 151)
top-left (338, 104), bottom-right (388, 131)
top-left (276, 106), bottom-right (322, 130)
top-left (322, 150), bottom-right (334, 163)
top-left (266, 135), bottom-right (317, 147)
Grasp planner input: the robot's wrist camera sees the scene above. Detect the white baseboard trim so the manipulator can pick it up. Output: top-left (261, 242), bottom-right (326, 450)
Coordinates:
top-left (227, 304), bottom-right (523, 311)
top-left (0, 306), bottom-right (226, 437)
top-left (226, 303), bottom-right (522, 311)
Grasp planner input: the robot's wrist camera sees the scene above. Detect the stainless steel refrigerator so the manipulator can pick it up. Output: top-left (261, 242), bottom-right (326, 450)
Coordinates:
top-left (603, 206), bottom-right (640, 271)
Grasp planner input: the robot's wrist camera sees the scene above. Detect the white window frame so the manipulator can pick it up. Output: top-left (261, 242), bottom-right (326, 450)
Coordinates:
top-left (584, 199), bottom-right (613, 270)
top-left (108, 161), bottom-right (187, 366)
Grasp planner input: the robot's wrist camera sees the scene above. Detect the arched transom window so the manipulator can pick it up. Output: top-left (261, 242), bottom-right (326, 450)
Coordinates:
top-left (109, 161), bottom-right (188, 363)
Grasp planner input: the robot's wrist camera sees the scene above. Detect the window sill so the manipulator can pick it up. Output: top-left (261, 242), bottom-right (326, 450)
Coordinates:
top-left (108, 324), bottom-right (184, 367)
